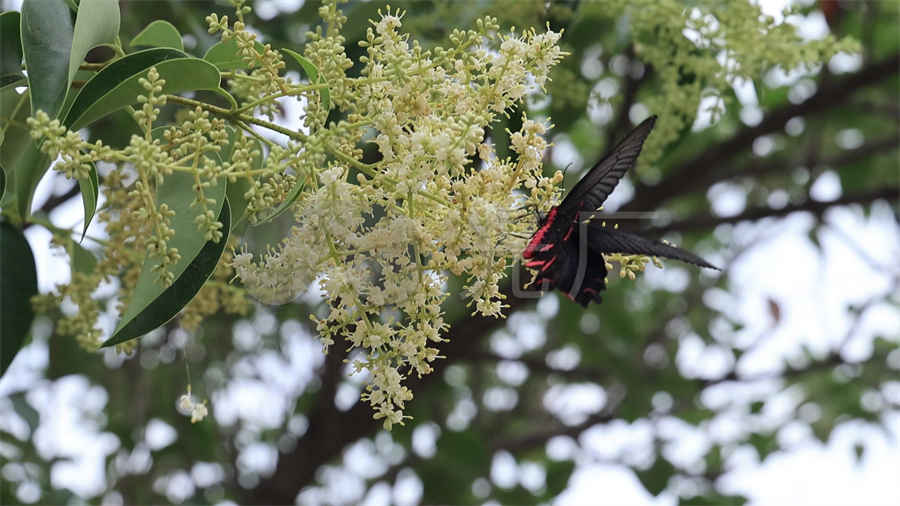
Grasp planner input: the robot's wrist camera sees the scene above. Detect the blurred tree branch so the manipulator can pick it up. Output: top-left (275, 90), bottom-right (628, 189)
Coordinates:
top-left (625, 51), bottom-right (900, 212)
top-left (246, 293), bottom-right (535, 504)
top-left (723, 134), bottom-right (899, 182)
top-left (21, 181), bottom-right (81, 231)
top-left (651, 185), bottom-right (899, 234)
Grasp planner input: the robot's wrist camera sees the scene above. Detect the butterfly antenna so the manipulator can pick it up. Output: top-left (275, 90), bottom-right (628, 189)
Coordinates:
top-left (561, 162), bottom-right (574, 184)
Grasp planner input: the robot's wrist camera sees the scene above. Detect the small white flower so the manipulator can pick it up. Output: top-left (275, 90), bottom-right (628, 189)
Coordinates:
top-left (190, 402), bottom-right (209, 423)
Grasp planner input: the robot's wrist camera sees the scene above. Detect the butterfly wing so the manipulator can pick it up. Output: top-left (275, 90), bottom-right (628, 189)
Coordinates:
top-left (557, 115), bottom-right (657, 218)
top-left (528, 232), bottom-right (609, 307)
top-left (587, 226), bottom-right (719, 270)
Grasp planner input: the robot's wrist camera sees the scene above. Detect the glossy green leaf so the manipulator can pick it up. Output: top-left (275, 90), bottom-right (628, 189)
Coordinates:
top-left (68, 0), bottom-right (119, 83)
top-left (281, 48), bottom-right (331, 111)
top-left (77, 163), bottom-right (98, 241)
top-left (103, 171), bottom-right (228, 347)
top-left (64, 48), bottom-right (224, 130)
top-left (21, 0), bottom-right (73, 117)
top-left (0, 89), bottom-right (52, 221)
top-left (69, 238), bottom-right (97, 275)
top-left (0, 11), bottom-right (23, 79)
top-left (130, 20), bottom-right (182, 51)
top-left (203, 38), bottom-right (265, 72)
top-left (1, 221), bottom-right (38, 377)
top-left (13, 140), bottom-right (52, 220)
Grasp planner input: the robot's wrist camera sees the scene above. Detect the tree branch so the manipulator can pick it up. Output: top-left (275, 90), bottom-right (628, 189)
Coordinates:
top-left (624, 51), bottom-right (900, 213)
top-left (650, 185), bottom-right (899, 234)
top-left (245, 290), bottom-right (535, 505)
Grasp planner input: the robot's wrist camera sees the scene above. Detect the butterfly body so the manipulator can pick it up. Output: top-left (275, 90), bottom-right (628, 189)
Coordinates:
top-left (523, 116), bottom-right (718, 306)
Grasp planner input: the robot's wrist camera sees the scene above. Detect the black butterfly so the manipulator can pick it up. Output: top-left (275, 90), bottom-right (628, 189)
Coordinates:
top-left (523, 115), bottom-right (718, 306)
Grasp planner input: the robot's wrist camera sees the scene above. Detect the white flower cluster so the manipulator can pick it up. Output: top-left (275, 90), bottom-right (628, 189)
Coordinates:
top-left (233, 6), bottom-right (564, 428)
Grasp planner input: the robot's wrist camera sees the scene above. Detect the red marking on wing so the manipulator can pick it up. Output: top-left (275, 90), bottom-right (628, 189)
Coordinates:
top-left (540, 255), bottom-right (558, 272)
top-left (522, 207), bottom-right (558, 259)
top-left (524, 260), bottom-right (545, 268)
top-left (562, 222), bottom-right (574, 241)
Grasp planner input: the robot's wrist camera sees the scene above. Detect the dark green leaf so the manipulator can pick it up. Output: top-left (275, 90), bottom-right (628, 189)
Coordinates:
top-left (21, 0), bottom-right (73, 117)
top-left (493, 486), bottom-right (537, 504)
top-left (281, 48), bottom-right (331, 111)
top-left (704, 445), bottom-right (723, 474)
top-left (749, 432), bottom-right (778, 461)
top-left (635, 456), bottom-right (675, 496)
top-left (68, 0), bottom-right (119, 83)
top-left (544, 460), bottom-right (575, 496)
top-left (439, 429), bottom-right (488, 469)
top-left (77, 162), bottom-right (98, 240)
top-left (103, 174), bottom-right (229, 347)
top-left (10, 142), bottom-right (51, 221)
top-left (9, 393), bottom-right (39, 430)
top-left (681, 493), bottom-right (748, 506)
top-left (0, 11), bottom-right (23, 79)
top-left (64, 48), bottom-right (223, 130)
top-left (0, 89), bottom-right (52, 221)
top-left (1, 221), bottom-right (38, 377)
top-left (129, 20), bottom-right (183, 51)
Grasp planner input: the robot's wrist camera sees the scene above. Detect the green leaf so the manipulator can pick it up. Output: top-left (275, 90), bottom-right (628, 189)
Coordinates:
top-left (0, 89), bottom-right (52, 221)
top-left (9, 392), bottom-right (39, 429)
top-left (1, 221), bottom-right (38, 377)
top-left (439, 429), bottom-right (488, 469)
top-left (681, 493), bottom-right (748, 506)
top-left (0, 76), bottom-right (27, 89)
top-left (103, 173), bottom-right (228, 347)
top-left (0, 11), bottom-right (23, 79)
top-left (68, 0), bottom-right (119, 84)
top-left (544, 460), bottom-right (575, 496)
top-left (77, 162), bottom-right (98, 240)
top-left (129, 20), bottom-right (183, 51)
top-left (21, 0), bottom-right (73, 117)
top-left (749, 432), bottom-right (778, 461)
top-left (64, 48), bottom-right (223, 130)
top-left (0, 74), bottom-right (25, 89)
top-left (69, 238), bottom-right (97, 275)
top-left (281, 48), bottom-right (331, 111)
top-left (635, 456), bottom-right (675, 497)
top-left (203, 38), bottom-right (265, 72)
